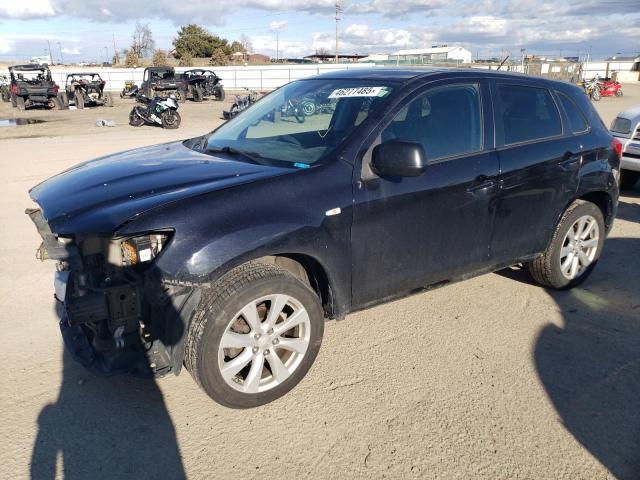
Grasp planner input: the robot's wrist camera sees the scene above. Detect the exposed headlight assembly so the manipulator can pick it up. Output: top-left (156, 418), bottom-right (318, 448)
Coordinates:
top-left (120, 233), bottom-right (169, 266)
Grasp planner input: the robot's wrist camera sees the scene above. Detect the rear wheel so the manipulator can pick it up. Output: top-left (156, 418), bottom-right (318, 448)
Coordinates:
top-left (74, 92), bottom-right (84, 109)
top-left (184, 262), bottom-right (324, 408)
top-left (58, 92), bottom-right (69, 109)
top-left (302, 101), bottom-right (316, 116)
top-left (103, 91), bottom-right (114, 107)
top-left (1, 90), bottom-right (9, 102)
top-left (591, 89), bottom-right (601, 101)
top-left (216, 87), bottom-right (225, 101)
top-left (527, 200), bottom-right (605, 289)
top-left (178, 90), bottom-right (187, 103)
top-left (161, 109), bottom-right (181, 129)
top-left (620, 170), bottom-right (639, 190)
top-left (10, 93), bottom-right (17, 108)
top-left (54, 96), bottom-right (64, 110)
top-left (16, 96), bottom-right (26, 110)
top-left (615, 90), bottom-right (623, 97)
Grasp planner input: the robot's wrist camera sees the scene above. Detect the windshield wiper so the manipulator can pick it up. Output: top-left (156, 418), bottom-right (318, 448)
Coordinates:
top-left (206, 146), bottom-right (264, 164)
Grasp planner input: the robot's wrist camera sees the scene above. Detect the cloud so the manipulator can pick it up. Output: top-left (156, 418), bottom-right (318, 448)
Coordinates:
top-left (0, 0), bottom-right (55, 19)
top-left (269, 20), bottom-right (287, 31)
top-left (61, 46), bottom-right (80, 54)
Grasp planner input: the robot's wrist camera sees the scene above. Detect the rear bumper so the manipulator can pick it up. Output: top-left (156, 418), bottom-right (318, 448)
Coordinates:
top-left (621, 154), bottom-right (640, 172)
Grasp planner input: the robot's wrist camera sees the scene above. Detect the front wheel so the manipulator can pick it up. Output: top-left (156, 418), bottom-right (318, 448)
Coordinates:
top-left (527, 200), bottom-right (605, 289)
top-left (16, 96), bottom-right (26, 110)
top-left (161, 109), bottom-right (181, 129)
top-left (615, 90), bottom-right (623, 97)
top-left (103, 91), bottom-right (114, 107)
top-left (216, 87), bottom-right (225, 101)
top-left (591, 89), bottom-right (601, 101)
top-left (74, 92), bottom-right (84, 109)
top-left (128, 109), bottom-right (144, 127)
top-left (184, 262), bottom-right (324, 408)
top-left (192, 86), bottom-right (203, 102)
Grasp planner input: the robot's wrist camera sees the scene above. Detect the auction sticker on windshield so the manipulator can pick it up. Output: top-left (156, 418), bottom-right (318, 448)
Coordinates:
top-left (328, 86), bottom-right (389, 98)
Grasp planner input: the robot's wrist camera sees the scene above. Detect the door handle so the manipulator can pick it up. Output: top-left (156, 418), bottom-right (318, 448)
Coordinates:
top-left (466, 175), bottom-right (498, 193)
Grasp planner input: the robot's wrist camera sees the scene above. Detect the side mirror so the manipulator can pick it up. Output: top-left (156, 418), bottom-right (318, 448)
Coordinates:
top-left (371, 140), bottom-right (427, 177)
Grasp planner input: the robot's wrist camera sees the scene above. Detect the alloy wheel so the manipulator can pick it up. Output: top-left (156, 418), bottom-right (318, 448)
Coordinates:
top-left (218, 294), bottom-right (311, 394)
top-left (559, 214), bottom-right (599, 280)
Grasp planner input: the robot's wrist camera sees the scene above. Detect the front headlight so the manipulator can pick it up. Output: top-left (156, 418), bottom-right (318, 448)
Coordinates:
top-left (120, 233), bottom-right (169, 266)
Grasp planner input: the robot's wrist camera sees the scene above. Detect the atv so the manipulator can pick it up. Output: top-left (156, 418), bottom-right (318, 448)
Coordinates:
top-left (59, 73), bottom-right (114, 109)
top-left (178, 69), bottom-right (225, 102)
top-left (8, 64), bottom-right (63, 110)
top-left (120, 80), bottom-right (139, 98)
top-left (140, 67), bottom-right (181, 99)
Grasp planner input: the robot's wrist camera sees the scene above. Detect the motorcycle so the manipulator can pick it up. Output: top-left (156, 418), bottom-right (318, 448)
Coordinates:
top-left (281, 98), bottom-right (305, 123)
top-left (581, 76), bottom-right (601, 101)
top-left (129, 94), bottom-right (181, 129)
top-left (597, 79), bottom-right (623, 97)
top-left (223, 88), bottom-right (264, 119)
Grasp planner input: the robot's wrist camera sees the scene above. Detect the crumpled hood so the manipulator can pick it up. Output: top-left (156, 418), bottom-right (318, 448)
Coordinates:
top-left (30, 141), bottom-right (291, 234)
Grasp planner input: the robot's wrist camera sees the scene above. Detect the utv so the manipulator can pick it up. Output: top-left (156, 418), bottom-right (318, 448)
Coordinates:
top-left (59, 73), bottom-right (114, 109)
top-left (120, 80), bottom-right (139, 98)
top-left (179, 69), bottom-right (225, 102)
top-left (8, 64), bottom-right (63, 110)
top-left (140, 67), bottom-right (181, 99)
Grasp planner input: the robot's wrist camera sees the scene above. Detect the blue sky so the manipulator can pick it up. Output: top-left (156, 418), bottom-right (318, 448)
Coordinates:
top-left (0, 1), bottom-right (638, 62)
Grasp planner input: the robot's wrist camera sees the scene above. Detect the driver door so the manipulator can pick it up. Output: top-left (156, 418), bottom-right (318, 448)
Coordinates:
top-left (351, 79), bottom-right (499, 308)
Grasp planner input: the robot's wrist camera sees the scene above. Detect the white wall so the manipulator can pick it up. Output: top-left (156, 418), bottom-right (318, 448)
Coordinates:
top-left (1, 63), bottom-right (380, 92)
top-left (447, 47), bottom-right (473, 64)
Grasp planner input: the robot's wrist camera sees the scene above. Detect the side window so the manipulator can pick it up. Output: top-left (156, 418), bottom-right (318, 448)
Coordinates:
top-left (381, 83), bottom-right (482, 161)
top-left (556, 92), bottom-right (588, 134)
top-left (497, 84), bottom-right (562, 144)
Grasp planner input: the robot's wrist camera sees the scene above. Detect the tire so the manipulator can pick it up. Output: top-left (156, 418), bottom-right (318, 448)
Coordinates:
top-left (192, 86), bottom-right (203, 102)
top-left (16, 96), bottom-right (26, 111)
top-left (120, 89), bottom-right (125, 98)
top-left (74, 92), bottom-right (84, 109)
top-left (103, 91), bottom-right (114, 107)
top-left (229, 104), bottom-right (239, 117)
top-left (302, 101), bottom-right (316, 116)
top-left (620, 170), bottom-right (639, 190)
top-left (54, 96), bottom-right (64, 110)
top-left (294, 108), bottom-right (305, 124)
top-left (161, 109), bottom-right (181, 129)
top-left (216, 87), bottom-right (225, 102)
top-left (1, 90), bottom-right (9, 102)
top-left (184, 262), bottom-right (324, 408)
top-left (591, 89), bottom-right (601, 101)
top-left (615, 90), bottom-right (623, 97)
top-left (178, 90), bottom-right (187, 103)
top-left (10, 94), bottom-right (17, 108)
top-left (527, 200), bottom-right (605, 289)
top-left (59, 92), bottom-right (69, 109)
top-left (128, 109), bottom-right (144, 127)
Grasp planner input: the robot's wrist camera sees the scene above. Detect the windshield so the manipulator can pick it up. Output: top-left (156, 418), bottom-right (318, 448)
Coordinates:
top-left (206, 79), bottom-right (396, 165)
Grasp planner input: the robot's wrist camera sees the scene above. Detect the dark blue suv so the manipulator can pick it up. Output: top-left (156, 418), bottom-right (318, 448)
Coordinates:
top-left (28, 68), bottom-right (620, 408)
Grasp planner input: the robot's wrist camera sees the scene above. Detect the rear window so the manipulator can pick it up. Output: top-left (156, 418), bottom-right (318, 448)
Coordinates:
top-left (497, 84), bottom-right (562, 145)
top-left (610, 117), bottom-right (632, 135)
top-left (556, 92), bottom-right (588, 133)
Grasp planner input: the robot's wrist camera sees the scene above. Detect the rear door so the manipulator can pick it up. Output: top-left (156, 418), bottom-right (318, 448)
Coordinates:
top-left (490, 81), bottom-right (582, 264)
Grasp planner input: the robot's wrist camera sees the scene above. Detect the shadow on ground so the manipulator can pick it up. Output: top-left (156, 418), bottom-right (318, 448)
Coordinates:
top-left (30, 349), bottom-right (186, 480)
top-left (504, 234), bottom-right (640, 478)
top-left (30, 295), bottom-right (186, 480)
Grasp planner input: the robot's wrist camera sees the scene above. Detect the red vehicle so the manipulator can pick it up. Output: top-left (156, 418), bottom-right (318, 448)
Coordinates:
top-left (598, 78), bottom-right (623, 97)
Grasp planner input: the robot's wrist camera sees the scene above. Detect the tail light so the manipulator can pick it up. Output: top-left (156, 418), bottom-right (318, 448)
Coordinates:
top-left (612, 137), bottom-right (622, 159)
top-left (52, 84), bottom-right (59, 93)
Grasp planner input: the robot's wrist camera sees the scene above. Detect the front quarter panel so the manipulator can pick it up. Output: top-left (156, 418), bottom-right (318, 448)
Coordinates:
top-left (117, 159), bottom-right (355, 315)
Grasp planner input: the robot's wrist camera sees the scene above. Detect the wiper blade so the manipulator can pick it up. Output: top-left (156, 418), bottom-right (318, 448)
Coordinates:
top-left (206, 146), bottom-right (263, 164)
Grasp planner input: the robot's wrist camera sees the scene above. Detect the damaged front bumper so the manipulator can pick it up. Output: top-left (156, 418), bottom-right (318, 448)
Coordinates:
top-left (26, 208), bottom-right (199, 378)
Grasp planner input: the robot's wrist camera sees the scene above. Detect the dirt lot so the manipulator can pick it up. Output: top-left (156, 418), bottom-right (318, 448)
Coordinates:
top-left (0, 85), bottom-right (639, 480)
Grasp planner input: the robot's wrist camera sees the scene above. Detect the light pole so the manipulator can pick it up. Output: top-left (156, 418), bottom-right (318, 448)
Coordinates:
top-left (104, 46), bottom-right (109, 64)
top-left (520, 48), bottom-right (526, 74)
top-left (58, 42), bottom-right (64, 65)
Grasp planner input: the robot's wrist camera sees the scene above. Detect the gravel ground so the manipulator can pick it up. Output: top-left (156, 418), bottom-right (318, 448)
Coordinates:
top-left (0, 84), bottom-right (639, 480)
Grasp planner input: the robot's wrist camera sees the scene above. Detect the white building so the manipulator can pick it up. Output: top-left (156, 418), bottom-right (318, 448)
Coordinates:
top-left (358, 53), bottom-right (390, 63)
top-left (391, 46), bottom-right (473, 64)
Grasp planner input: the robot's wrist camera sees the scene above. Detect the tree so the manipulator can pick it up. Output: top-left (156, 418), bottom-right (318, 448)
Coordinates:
top-left (173, 24), bottom-right (230, 59)
top-left (239, 34), bottom-right (253, 54)
top-left (209, 47), bottom-right (230, 66)
top-left (230, 40), bottom-right (246, 54)
top-left (124, 49), bottom-right (140, 67)
top-left (131, 22), bottom-right (154, 58)
top-left (152, 49), bottom-right (169, 66)
top-left (178, 52), bottom-right (193, 67)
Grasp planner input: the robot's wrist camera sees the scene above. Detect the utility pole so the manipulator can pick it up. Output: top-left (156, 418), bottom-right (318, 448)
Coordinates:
top-left (46, 40), bottom-right (54, 65)
top-left (104, 46), bottom-right (109, 64)
top-left (520, 48), bottom-right (526, 73)
top-left (112, 33), bottom-right (119, 64)
top-left (276, 29), bottom-right (279, 62)
top-left (335, 1), bottom-right (342, 64)
top-left (57, 41), bottom-right (64, 65)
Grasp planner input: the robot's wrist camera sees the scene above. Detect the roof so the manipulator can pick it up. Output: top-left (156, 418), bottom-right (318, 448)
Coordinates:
top-left (393, 46), bottom-right (469, 56)
top-left (304, 54), bottom-right (367, 60)
top-left (616, 105), bottom-right (640, 121)
top-left (605, 56), bottom-right (639, 62)
top-left (9, 63), bottom-right (48, 71)
top-left (312, 67), bottom-right (561, 85)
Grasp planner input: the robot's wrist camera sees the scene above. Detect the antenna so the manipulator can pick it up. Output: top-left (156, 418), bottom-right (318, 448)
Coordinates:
top-left (335, 1), bottom-right (342, 64)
